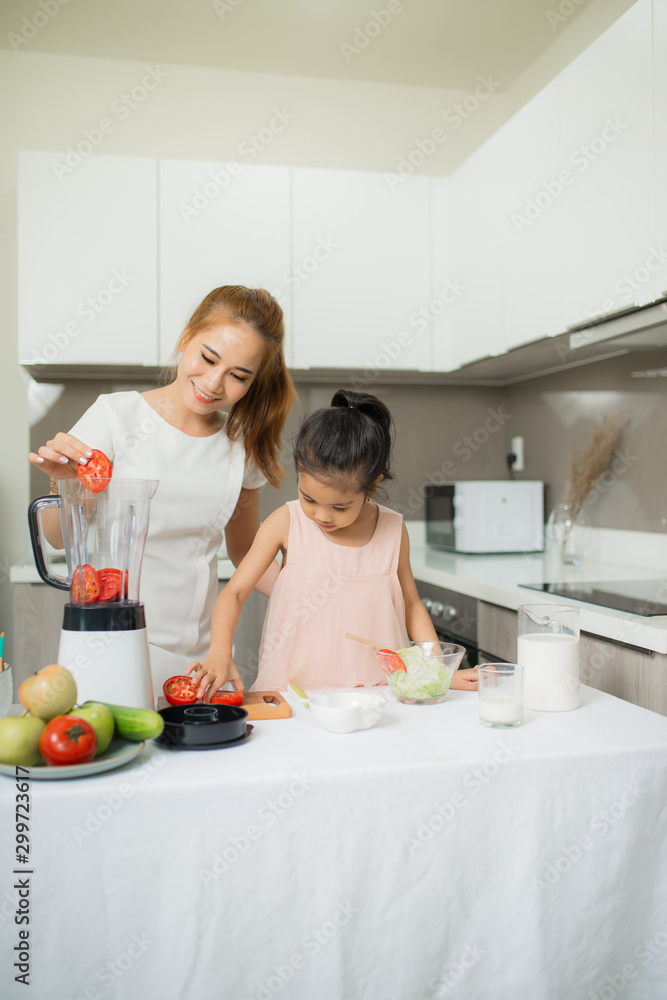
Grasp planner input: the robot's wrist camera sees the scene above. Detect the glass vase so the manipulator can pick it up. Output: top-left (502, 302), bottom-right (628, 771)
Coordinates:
top-left (545, 503), bottom-right (590, 566)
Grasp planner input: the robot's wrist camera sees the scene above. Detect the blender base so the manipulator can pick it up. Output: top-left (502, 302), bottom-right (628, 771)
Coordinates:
top-left (58, 627), bottom-right (155, 710)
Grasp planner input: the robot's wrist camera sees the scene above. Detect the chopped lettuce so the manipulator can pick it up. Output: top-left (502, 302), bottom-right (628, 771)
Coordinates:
top-left (388, 646), bottom-right (452, 701)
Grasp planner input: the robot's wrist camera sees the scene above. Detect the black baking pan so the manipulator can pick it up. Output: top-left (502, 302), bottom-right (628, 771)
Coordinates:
top-left (157, 703), bottom-right (249, 750)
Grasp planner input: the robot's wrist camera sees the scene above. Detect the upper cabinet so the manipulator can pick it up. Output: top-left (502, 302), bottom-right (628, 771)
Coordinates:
top-left (158, 161), bottom-right (291, 365)
top-left (291, 169), bottom-right (431, 371)
top-left (654, 0), bottom-right (667, 300)
top-left (18, 152), bottom-right (158, 367)
top-left (446, 131), bottom-right (505, 369)
top-left (500, 79), bottom-right (563, 349)
top-left (558, 0), bottom-right (654, 327)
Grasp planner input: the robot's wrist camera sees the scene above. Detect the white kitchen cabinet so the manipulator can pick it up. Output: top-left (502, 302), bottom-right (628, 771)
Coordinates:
top-left (446, 132), bottom-right (505, 369)
top-left (18, 151), bottom-right (158, 366)
top-left (500, 79), bottom-right (563, 349)
top-left (430, 176), bottom-right (455, 372)
top-left (158, 160), bottom-right (291, 365)
top-left (558, 0), bottom-right (654, 328)
top-left (654, 0), bottom-right (667, 300)
top-left (291, 168), bottom-right (430, 371)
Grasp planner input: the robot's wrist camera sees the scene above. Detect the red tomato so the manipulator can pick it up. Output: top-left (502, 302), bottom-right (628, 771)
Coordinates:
top-left (163, 675), bottom-right (199, 706)
top-left (71, 564), bottom-right (100, 605)
top-left (378, 649), bottom-right (407, 674)
top-left (97, 568), bottom-right (122, 602)
top-left (39, 715), bottom-right (98, 766)
top-left (77, 449), bottom-right (112, 493)
top-left (210, 689), bottom-right (244, 706)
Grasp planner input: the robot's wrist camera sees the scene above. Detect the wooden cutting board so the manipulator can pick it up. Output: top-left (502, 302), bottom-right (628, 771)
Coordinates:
top-left (240, 691), bottom-right (292, 720)
top-left (157, 690), bottom-right (292, 720)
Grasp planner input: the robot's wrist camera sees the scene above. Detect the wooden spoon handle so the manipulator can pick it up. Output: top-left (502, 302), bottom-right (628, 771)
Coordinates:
top-left (345, 632), bottom-right (379, 648)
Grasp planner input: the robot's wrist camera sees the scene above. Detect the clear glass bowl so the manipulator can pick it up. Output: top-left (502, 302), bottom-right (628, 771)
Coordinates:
top-left (386, 641), bottom-right (465, 705)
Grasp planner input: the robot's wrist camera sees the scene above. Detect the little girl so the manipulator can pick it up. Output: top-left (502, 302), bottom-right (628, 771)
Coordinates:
top-left (190, 389), bottom-right (478, 697)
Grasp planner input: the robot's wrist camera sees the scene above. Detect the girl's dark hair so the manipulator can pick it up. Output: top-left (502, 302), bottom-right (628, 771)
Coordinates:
top-left (293, 389), bottom-right (394, 497)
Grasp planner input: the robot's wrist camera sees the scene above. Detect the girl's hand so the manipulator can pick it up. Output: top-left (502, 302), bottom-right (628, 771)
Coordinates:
top-left (28, 432), bottom-right (93, 479)
top-left (187, 654), bottom-right (244, 703)
top-left (451, 667), bottom-right (478, 691)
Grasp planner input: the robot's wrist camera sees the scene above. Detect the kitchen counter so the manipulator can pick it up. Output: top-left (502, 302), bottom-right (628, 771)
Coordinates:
top-left (1, 686), bottom-right (666, 1000)
top-left (11, 525), bottom-right (667, 653)
top-left (406, 523), bottom-right (667, 654)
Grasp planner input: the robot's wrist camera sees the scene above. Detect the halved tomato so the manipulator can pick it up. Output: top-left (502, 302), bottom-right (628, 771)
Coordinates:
top-left (97, 568), bottom-right (123, 602)
top-left (77, 449), bottom-right (112, 493)
top-left (210, 689), bottom-right (244, 706)
top-left (163, 675), bottom-right (199, 706)
top-left (377, 649), bottom-right (407, 674)
top-left (71, 564), bottom-right (100, 605)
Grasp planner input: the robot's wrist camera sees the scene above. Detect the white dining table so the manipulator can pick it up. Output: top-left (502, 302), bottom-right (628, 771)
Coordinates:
top-left (1, 684), bottom-right (667, 1000)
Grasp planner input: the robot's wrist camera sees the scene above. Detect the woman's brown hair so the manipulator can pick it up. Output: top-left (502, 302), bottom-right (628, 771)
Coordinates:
top-left (176, 286), bottom-right (295, 487)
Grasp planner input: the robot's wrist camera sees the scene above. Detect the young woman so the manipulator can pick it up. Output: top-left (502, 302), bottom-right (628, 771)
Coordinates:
top-left (189, 388), bottom-right (478, 698)
top-left (28, 285), bottom-right (295, 687)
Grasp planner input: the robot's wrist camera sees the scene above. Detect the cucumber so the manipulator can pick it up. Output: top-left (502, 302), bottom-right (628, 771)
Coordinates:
top-left (83, 702), bottom-right (164, 742)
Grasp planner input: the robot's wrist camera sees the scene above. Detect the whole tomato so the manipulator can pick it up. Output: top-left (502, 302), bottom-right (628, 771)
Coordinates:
top-left (39, 715), bottom-right (98, 766)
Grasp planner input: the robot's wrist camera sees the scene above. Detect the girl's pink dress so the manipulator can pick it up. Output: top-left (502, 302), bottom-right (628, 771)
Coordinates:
top-left (251, 501), bottom-right (410, 690)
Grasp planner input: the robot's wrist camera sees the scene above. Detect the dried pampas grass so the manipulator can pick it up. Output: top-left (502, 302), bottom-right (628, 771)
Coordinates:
top-left (563, 413), bottom-right (628, 518)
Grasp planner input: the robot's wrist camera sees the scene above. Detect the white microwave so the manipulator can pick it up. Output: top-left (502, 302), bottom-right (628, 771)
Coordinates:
top-left (425, 481), bottom-right (544, 554)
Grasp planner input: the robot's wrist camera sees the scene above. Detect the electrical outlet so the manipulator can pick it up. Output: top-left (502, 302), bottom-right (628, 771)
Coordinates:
top-left (510, 436), bottom-right (524, 472)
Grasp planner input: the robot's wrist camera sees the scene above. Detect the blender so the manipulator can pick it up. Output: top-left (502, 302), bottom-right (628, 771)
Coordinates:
top-left (28, 478), bottom-right (158, 709)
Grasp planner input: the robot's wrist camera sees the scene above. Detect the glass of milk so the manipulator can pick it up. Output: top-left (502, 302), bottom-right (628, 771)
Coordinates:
top-left (478, 663), bottom-right (524, 728)
top-left (517, 604), bottom-right (580, 711)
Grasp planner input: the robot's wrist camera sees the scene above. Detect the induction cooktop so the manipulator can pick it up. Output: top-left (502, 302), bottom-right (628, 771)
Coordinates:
top-left (519, 580), bottom-right (667, 617)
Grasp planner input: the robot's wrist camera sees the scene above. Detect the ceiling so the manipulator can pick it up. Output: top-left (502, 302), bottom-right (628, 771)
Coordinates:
top-left (0, 0), bottom-right (634, 91)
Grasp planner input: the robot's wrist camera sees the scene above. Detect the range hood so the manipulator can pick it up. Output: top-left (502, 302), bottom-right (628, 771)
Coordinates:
top-left (568, 293), bottom-right (667, 351)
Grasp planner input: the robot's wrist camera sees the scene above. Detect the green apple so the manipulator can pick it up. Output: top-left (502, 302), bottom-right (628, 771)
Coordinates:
top-left (0, 715), bottom-right (46, 766)
top-left (72, 703), bottom-right (114, 755)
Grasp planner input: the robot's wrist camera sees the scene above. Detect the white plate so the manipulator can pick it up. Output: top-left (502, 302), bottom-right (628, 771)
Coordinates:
top-left (0, 738), bottom-right (145, 780)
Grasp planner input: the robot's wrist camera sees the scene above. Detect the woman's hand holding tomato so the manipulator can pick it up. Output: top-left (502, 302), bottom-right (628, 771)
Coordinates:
top-left (187, 653), bottom-right (244, 704)
top-left (27, 432), bottom-right (96, 480)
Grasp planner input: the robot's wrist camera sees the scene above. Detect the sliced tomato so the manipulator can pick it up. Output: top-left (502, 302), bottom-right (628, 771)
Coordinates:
top-left (377, 648), bottom-right (407, 674)
top-left (77, 449), bottom-right (112, 493)
top-left (97, 568), bottom-right (123, 602)
top-left (210, 689), bottom-right (244, 706)
top-left (71, 563), bottom-right (100, 605)
top-left (163, 675), bottom-right (199, 706)
top-left (39, 715), bottom-right (98, 766)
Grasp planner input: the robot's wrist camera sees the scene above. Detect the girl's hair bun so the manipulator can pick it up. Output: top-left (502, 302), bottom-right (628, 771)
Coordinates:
top-left (294, 388), bottom-right (395, 497)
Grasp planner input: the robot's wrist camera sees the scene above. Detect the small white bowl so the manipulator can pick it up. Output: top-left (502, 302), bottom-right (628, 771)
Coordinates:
top-left (308, 691), bottom-right (388, 734)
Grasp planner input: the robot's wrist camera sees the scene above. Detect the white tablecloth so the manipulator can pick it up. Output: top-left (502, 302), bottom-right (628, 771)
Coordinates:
top-left (1, 686), bottom-right (667, 1000)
